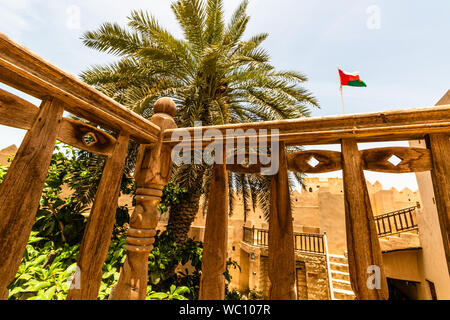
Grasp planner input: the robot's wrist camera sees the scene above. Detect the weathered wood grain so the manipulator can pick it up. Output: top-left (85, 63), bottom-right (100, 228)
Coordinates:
top-left (268, 142), bottom-right (296, 300)
top-left (0, 97), bottom-right (64, 300)
top-left (287, 150), bottom-right (342, 173)
top-left (0, 88), bottom-right (39, 129)
top-left (0, 88), bottom-right (118, 156)
top-left (341, 139), bottom-right (388, 300)
top-left (0, 33), bottom-right (160, 144)
top-left (427, 133), bottom-right (450, 274)
top-left (199, 160), bottom-right (228, 300)
top-left (164, 105), bottom-right (450, 147)
top-left (110, 98), bottom-right (177, 300)
top-left (225, 152), bottom-right (270, 174)
top-left (361, 147), bottom-right (432, 173)
top-left (58, 119), bottom-right (117, 156)
top-left (67, 133), bottom-right (129, 300)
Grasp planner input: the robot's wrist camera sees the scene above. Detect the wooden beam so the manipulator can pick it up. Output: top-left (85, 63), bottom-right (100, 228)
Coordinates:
top-left (268, 142), bottom-right (296, 300)
top-left (0, 88), bottom-right (38, 129)
top-left (58, 119), bottom-right (117, 156)
top-left (0, 97), bottom-right (64, 299)
top-left (67, 133), bottom-right (129, 300)
top-left (110, 98), bottom-right (177, 300)
top-left (0, 88), bottom-right (117, 156)
top-left (163, 105), bottom-right (450, 147)
top-left (427, 133), bottom-right (450, 273)
top-left (361, 147), bottom-right (432, 173)
top-left (0, 33), bottom-right (160, 144)
top-left (199, 161), bottom-right (229, 300)
top-left (287, 150), bottom-right (342, 174)
top-left (341, 139), bottom-right (388, 300)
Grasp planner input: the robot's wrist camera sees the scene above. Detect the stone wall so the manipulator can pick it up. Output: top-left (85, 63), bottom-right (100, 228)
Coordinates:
top-left (255, 247), bottom-right (330, 300)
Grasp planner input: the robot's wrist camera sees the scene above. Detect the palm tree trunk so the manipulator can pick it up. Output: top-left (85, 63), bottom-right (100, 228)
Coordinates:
top-left (166, 188), bottom-right (203, 245)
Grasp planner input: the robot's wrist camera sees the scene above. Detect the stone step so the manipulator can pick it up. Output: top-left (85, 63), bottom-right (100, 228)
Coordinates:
top-left (332, 278), bottom-right (352, 291)
top-left (328, 254), bottom-right (347, 264)
top-left (333, 288), bottom-right (355, 300)
top-left (330, 262), bottom-right (349, 273)
top-left (331, 270), bottom-right (351, 281)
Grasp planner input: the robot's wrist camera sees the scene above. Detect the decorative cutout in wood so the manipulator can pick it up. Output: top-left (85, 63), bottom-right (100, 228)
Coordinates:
top-left (361, 147), bottom-right (432, 173)
top-left (0, 88), bottom-right (117, 156)
top-left (59, 119), bottom-right (117, 156)
top-left (82, 132), bottom-right (99, 147)
top-left (226, 152), bottom-right (271, 174)
top-left (287, 150), bottom-right (342, 173)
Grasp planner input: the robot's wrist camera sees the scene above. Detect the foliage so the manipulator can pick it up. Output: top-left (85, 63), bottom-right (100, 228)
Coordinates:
top-left (158, 182), bottom-right (190, 214)
top-left (147, 230), bottom-right (203, 300)
top-left (146, 285), bottom-right (190, 300)
top-left (4, 143), bottom-right (237, 300)
top-left (225, 287), bottom-right (264, 301)
top-left (7, 231), bottom-right (199, 300)
top-left (0, 164), bottom-right (8, 182)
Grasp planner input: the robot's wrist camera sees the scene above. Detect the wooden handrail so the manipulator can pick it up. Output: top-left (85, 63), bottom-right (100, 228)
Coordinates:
top-left (375, 206), bottom-right (419, 237)
top-left (163, 104), bottom-right (450, 147)
top-left (0, 33), bottom-right (160, 144)
top-left (243, 226), bottom-right (325, 255)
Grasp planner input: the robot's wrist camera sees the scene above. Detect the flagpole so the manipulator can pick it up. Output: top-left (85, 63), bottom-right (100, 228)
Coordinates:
top-left (340, 85), bottom-right (346, 114)
top-left (338, 66), bottom-right (346, 114)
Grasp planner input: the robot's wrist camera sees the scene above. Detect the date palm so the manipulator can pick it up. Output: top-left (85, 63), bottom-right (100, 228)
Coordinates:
top-left (80, 0), bottom-right (318, 244)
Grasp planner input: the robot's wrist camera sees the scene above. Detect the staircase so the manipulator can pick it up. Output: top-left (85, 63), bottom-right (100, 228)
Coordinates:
top-left (328, 254), bottom-right (355, 300)
top-left (378, 231), bottom-right (420, 252)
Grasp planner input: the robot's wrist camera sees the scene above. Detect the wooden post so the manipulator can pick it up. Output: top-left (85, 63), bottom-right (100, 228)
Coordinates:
top-left (199, 159), bottom-right (229, 300)
top-left (67, 132), bottom-right (130, 300)
top-left (427, 133), bottom-right (450, 273)
top-left (341, 138), bottom-right (388, 300)
top-left (0, 97), bottom-right (64, 299)
top-left (268, 142), bottom-right (296, 300)
top-left (110, 98), bottom-right (177, 300)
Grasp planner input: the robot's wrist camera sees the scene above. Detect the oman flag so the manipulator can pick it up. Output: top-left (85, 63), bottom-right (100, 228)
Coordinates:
top-left (338, 69), bottom-right (367, 87)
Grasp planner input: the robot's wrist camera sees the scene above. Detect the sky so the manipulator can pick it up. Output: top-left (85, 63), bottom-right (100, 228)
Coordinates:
top-left (1, 0), bottom-right (449, 191)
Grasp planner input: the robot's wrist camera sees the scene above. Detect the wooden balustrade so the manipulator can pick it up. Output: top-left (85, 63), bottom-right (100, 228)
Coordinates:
top-left (198, 156), bottom-right (229, 300)
top-left (0, 33), bottom-right (167, 300)
top-left (0, 34), bottom-right (449, 301)
top-left (341, 139), bottom-right (388, 300)
top-left (110, 99), bottom-right (177, 300)
top-left (267, 142), bottom-right (297, 300)
top-left (242, 227), bottom-right (325, 255)
top-left (375, 206), bottom-right (419, 237)
top-left (0, 97), bottom-right (64, 299)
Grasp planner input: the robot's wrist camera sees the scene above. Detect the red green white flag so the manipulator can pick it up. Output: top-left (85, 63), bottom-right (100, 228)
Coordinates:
top-left (338, 69), bottom-right (367, 87)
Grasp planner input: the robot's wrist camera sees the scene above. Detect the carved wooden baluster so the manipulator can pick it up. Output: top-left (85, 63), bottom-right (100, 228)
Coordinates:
top-left (341, 138), bottom-right (388, 300)
top-left (110, 98), bottom-right (177, 300)
top-left (199, 155), bottom-right (229, 300)
top-left (0, 97), bottom-right (64, 299)
top-left (67, 132), bottom-right (130, 300)
top-left (268, 142), bottom-right (296, 300)
top-left (427, 133), bottom-right (450, 273)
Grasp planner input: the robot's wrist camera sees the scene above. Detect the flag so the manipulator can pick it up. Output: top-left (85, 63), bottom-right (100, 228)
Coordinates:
top-left (338, 69), bottom-right (367, 87)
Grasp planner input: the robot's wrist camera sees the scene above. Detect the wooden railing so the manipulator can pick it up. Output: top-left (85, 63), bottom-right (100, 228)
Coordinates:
top-left (375, 206), bottom-right (419, 237)
top-left (0, 33), bottom-right (449, 301)
top-left (243, 227), bottom-right (325, 254)
top-left (0, 33), bottom-right (175, 301)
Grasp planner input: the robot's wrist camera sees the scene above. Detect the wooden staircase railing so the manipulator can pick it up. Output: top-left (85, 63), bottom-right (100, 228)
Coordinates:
top-left (243, 226), bottom-right (325, 255)
top-left (375, 206), bottom-right (419, 237)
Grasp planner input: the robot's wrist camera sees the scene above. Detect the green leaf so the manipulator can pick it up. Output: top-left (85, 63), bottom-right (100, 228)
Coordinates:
top-left (42, 286), bottom-right (57, 300)
top-left (148, 292), bottom-right (168, 300)
top-left (174, 286), bottom-right (190, 295)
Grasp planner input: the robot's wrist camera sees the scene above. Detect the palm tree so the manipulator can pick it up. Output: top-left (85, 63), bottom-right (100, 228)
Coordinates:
top-left (80, 0), bottom-right (318, 244)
